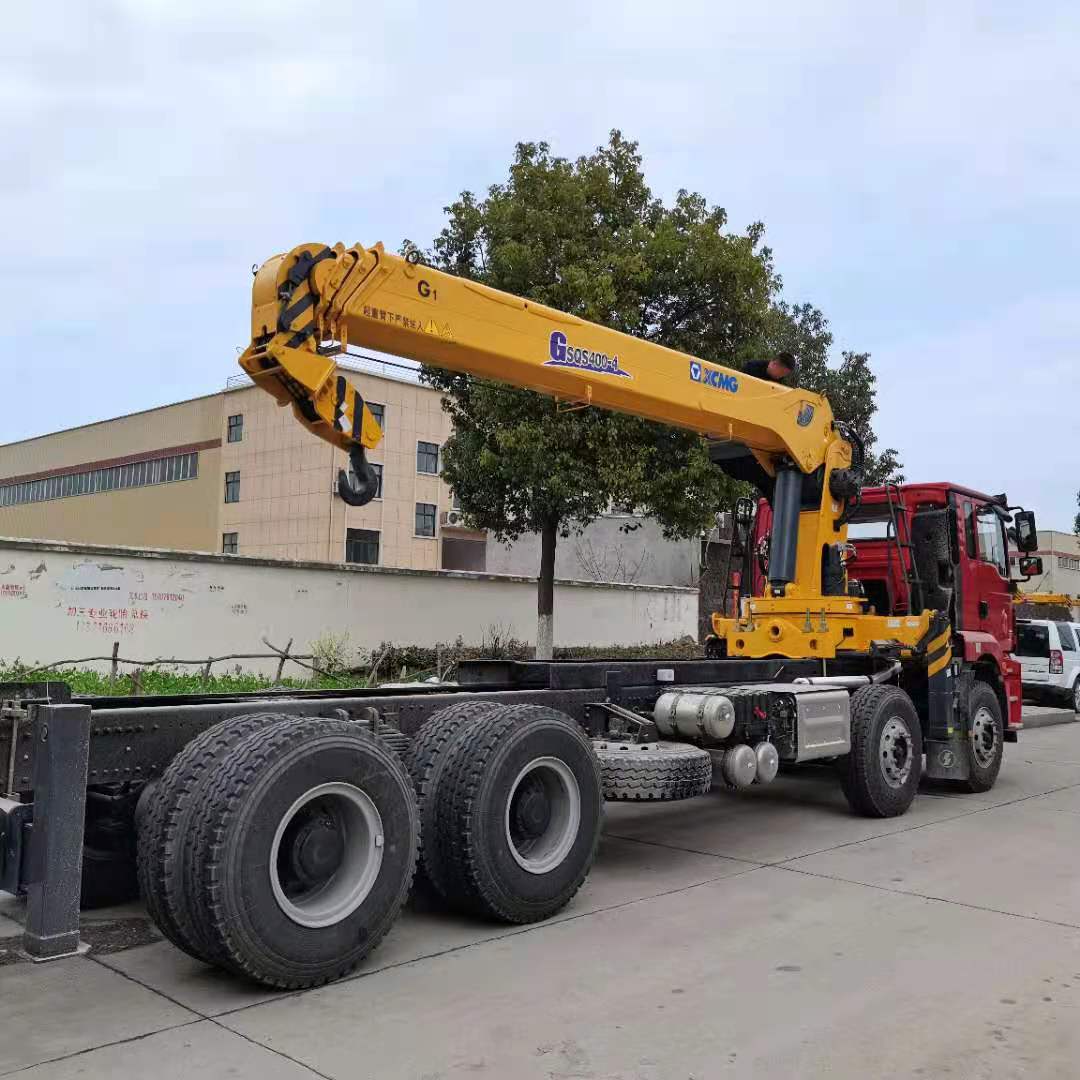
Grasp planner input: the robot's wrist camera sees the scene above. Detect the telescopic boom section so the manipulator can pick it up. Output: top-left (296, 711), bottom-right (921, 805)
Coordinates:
top-left (240, 241), bottom-right (844, 478)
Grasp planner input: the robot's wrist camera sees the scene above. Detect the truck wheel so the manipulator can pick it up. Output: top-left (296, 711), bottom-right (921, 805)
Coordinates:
top-left (405, 700), bottom-right (504, 899)
top-left (433, 706), bottom-right (602, 924)
top-left (953, 682), bottom-right (1004, 794)
top-left (187, 718), bottom-right (418, 989)
top-left (840, 685), bottom-right (923, 817)
top-left (1072, 676), bottom-right (1080, 714)
top-left (594, 740), bottom-right (712, 801)
top-left (136, 712), bottom-right (298, 962)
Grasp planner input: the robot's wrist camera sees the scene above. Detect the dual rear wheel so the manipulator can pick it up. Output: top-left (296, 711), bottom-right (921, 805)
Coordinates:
top-left (137, 703), bottom-right (603, 988)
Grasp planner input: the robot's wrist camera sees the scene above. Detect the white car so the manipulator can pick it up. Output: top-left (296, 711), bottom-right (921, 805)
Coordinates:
top-left (1015, 619), bottom-right (1080, 711)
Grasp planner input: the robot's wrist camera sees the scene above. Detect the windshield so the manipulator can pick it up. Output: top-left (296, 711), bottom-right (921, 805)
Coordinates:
top-left (845, 507), bottom-right (895, 541)
top-left (1016, 623), bottom-right (1049, 657)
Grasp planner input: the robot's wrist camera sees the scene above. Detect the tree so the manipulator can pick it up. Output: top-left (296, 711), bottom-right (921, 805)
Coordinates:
top-left (766, 302), bottom-right (903, 485)
top-left (417, 132), bottom-right (895, 656)
top-left (1074, 490), bottom-right (1080, 536)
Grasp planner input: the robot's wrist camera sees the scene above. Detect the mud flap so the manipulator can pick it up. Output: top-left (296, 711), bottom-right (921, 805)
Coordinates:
top-left (924, 736), bottom-right (971, 781)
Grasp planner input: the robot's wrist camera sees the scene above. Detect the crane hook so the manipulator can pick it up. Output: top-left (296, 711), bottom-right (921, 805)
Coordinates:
top-left (337, 445), bottom-right (380, 507)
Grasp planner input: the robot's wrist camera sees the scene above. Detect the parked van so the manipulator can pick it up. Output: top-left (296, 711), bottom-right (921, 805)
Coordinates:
top-left (1015, 619), bottom-right (1080, 710)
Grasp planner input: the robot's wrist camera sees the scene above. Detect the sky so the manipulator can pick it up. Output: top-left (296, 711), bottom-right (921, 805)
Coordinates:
top-left (3, 0), bottom-right (1077, 527)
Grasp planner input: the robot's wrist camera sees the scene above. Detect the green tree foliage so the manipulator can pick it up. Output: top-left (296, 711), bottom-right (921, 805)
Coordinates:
top-left (1073, 489), bottom-right (1080, 536)
top-left (416, 132), bottom-right (896, 655)
top-left (765, 302), bottom-right (902, 485)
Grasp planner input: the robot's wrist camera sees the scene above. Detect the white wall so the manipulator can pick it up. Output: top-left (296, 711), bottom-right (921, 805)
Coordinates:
top-left (0, 538), bottom-right (696, 677)
top-left (486, 515), bottom-right (702, 588)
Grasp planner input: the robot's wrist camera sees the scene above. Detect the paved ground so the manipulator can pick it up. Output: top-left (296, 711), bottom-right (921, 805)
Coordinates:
top-left (2, 710), bottom-right (1079, 1079)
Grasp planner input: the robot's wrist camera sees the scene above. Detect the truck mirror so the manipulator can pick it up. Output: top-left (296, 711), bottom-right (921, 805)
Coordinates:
top-left (1014, 510), bottom-right (1038, 552)
top-left (1018, 555), bottom-right (1042, 579)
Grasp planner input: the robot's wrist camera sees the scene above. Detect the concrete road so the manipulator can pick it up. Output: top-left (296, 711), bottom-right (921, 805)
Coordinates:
top-left (2, 712), bottom-right (1079, 1079)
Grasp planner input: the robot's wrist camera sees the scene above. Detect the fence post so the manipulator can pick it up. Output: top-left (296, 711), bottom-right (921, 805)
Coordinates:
top-left (275, 638), bottom-right (293, 683)
top-left (21, 703), bottom-right (91, 961)
top-left (110, 641), bottom-right (119, 682)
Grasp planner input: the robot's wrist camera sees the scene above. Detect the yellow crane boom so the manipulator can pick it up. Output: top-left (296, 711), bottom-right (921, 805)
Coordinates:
top-left (239, 240), bottom-right (932, 659)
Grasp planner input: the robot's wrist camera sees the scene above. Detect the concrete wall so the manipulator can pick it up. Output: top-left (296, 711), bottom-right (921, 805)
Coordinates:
top-left (0, 538), bottom-right (697, 677)
top-left (486, 515), bottom-right (702, 588)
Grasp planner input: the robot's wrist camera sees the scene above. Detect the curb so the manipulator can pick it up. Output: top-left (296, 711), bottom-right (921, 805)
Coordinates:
top-left (1022, 711), bottom-right (1079, 730)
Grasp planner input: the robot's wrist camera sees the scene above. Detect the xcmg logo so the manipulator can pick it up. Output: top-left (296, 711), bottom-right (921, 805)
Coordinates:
top-left (545, 331), bottom-right (632, 379)
top-left (689, 360), bottom-right (739, 394)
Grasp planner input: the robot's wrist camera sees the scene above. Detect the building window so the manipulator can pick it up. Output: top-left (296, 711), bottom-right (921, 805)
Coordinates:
top-left (415, 502), bottom-right (437, 537)
top-left (224, 471), bottom-right (240, 503)
top-left (368, 402), bottom-right (385, 430)
top-left (345, 528), bottom-right (380, 565)
top-left (452, 490), bottom-right (462, 510)
top-left (227, 414), bottom-right (243, 442)
top-left (417, 441), bottom-right (439, 474)
top-left (0, 451), bottom-right (198, 509)
top-left (1058, 555), bottom-right (1080, 571)
top-left (442, 537), bottom-right (486, 572)
top-left (222, 532), bottom-right (238, 554)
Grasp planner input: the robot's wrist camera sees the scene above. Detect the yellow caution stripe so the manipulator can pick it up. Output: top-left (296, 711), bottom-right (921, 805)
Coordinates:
top-left (927, 645), bottom-right (953, 678)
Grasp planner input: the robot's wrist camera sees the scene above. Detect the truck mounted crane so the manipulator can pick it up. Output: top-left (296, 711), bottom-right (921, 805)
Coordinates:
top-left (0, 239), bottom-right (1044, 991)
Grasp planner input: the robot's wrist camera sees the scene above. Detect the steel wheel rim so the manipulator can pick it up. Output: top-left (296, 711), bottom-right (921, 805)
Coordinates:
top-left (880, 716), bottom-right (914, 789)
top-left (504, 756), bottom-right (581, 875)
top-left (269, 781), bottom-right (384, 928)
top-left (970, 705), bottom-right (998, 770)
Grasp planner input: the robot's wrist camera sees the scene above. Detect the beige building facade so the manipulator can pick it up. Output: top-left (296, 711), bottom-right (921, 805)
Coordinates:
top-left (0, 360), bottom-right (483, 572)
top-left (1, 358), bottom-right (705, 586)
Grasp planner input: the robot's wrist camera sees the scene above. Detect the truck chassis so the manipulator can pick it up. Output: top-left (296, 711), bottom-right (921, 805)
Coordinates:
top-left (0, 651), bottom-right (1012, 986)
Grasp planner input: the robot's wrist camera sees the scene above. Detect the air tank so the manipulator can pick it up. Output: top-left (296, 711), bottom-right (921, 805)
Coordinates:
top-left (654, 690), bottom-right (736, 741)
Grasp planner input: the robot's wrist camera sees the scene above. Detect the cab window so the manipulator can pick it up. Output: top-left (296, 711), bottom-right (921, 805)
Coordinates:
top-left (963, 501), bottom-right (977, 558)
top-left (975, 506), bottom-right (1007, 576)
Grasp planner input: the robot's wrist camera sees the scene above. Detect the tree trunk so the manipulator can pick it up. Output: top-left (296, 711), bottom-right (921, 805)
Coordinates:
top-left (536, 519), bottom-right (557, 660)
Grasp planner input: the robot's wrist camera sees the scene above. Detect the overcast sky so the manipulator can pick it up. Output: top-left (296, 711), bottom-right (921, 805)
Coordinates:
top-left (3, 1), bottom-right (1077, 526)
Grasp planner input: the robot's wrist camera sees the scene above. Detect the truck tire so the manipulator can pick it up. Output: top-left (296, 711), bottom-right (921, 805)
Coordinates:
top-left (433, 706), bottom-right (602, 924)
top-left (840, 685), bottom-right (923, 817)
top-left (405, 700), bottom-right (504, 899)
top-left (952, 682), bottom-right (1004, 794)
top-left (594, 740), bottom-right (712, 801)
top-left (81, 843), bottom-right (139, 910)
top-left (81, 784), bottom-right (140, 909)
top-left (136, 712), bottom-right (298, 962)
top-left (186, 718), bottom-right (418, 989)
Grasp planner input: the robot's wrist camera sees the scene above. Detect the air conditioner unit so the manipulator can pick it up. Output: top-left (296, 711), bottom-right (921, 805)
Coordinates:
top-left (441, 510), bottom-right (466, 528)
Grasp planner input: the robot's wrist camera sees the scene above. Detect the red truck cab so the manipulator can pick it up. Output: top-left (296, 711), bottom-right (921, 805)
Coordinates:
top-left (842, 483), bottom-right (1028, 732)
top-left (743, 482), bottom-right (1035, 735)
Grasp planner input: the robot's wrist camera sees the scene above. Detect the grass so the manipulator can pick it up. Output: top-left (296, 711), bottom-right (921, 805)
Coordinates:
top-left (0, 664), bottom-right (361, 697)
top-left (0, 636), bottom-right (704, 697)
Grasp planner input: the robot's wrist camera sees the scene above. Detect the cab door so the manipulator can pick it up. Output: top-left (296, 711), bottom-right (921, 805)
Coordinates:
top-left (972, 501), bottom-right (1013, 645)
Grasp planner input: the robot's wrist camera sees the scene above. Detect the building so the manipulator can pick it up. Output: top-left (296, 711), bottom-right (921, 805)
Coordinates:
top-left (1018, 530), bottom-right (1080, 597)
top-left (0, 358), bottom-right (700, 584)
